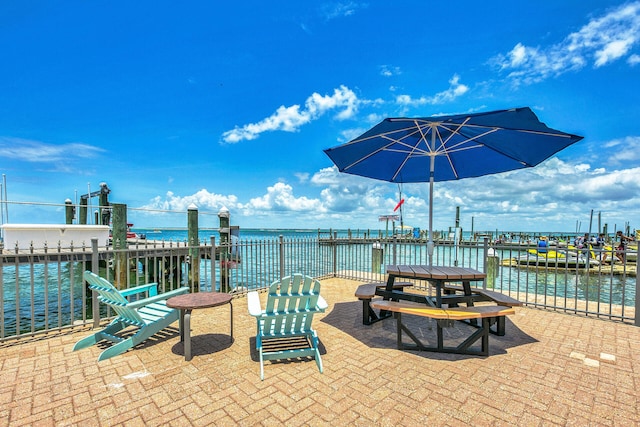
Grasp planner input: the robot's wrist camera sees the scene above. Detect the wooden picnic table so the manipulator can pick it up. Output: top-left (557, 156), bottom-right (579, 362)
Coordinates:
top-left (377, 265), bottom-right (487, 308)
top-left (370, 265), bottom-right (520, 355)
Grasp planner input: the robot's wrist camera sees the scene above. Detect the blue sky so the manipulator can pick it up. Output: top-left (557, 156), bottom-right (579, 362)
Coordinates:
top-left (1, 1), bottom-right (639, 234)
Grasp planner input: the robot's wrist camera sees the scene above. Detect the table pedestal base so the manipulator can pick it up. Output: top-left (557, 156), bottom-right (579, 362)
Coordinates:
top-left (175, 301), bottom-right (233, 362)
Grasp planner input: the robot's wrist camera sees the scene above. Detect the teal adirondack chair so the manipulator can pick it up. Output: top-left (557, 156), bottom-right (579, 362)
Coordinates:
top-left (248, 274), bottom-right (328, 380)
top-left (73, 271), bottom-right (189, 361)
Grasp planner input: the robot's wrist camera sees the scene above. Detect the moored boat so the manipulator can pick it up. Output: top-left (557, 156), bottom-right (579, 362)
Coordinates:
top-left (126, 223), bottom-right (146, 240)
top-left (516, 246), bottom-right (600, 268)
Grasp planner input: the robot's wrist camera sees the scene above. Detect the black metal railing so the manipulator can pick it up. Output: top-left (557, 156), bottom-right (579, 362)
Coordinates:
top-left (1, 234), bottom-right (638, 342)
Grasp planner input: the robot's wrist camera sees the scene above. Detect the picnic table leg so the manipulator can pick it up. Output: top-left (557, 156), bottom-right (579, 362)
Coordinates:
top-left (461, 280), bottom-right (504, 335)
top-left (481, 318), bottom-right (490, 355)
top-left (394, 312), bottom-right (428, 351)
top-left (462, 280), bottom-right (472, 297)
top-left (384, 274), bottom-right (396, 292)
top-left (379, 274), bottom-right (397, 320)
top-left (362, 299), bottom-right (378, 325)
top-left (434, 280), bottom-right (443, 307)
top-left (462, 280), bottom-right (478, 326)
top-left (396, 313), bottom-right (403, 349)
top-left (362, 299), bottom-right (369, 325)
top-left (496, 317), bottom-right (506, 336)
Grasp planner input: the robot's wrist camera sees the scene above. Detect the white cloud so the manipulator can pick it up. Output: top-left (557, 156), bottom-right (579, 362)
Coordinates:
top-left (0, 137), bottom-right (105, 163)
top-left (603, 136), bottom-right (640, 164)
top-left (581, 167), bottom-right (640, 197)
top-left (508, 43), bottom-right (528, 67)
top-left (380, 65), bottom-right (402, 77)
top-left (306, 86), bottom-right (358, 120)
top-left (221, 86), bottom-right (359, 143)
top-left (492, 1), bottom-right (640, 84)
top-left (243, 182), bottom-right (324, 212)
top-left (310, 165), bottom-right (376, 187)
top-left (310, 166), bottom-right (342, 185)
top-left (396, 74), bottom-right (469, 107)
top-left (321, 2), bottom-right (365, 20)
top-left (338, 128), bottom-right (366, 143)
top-left (142, 189), bottom-right (239, 212)
top-left (295, 172), bottom-right (310, 183)
top-left (595, 38), bottom-right (634, 66)
top-left (529, 157), bottom-right (588, 176)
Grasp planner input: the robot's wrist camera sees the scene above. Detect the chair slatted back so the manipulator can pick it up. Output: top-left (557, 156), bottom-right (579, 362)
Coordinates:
top-left (263, 274), bottom-right (321, 336)
top-left (83, 271), bottom-right (146, 327)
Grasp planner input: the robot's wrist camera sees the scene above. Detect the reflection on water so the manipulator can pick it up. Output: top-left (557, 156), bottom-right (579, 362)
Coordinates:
top-left (2, 261), bottom-right (87, 336)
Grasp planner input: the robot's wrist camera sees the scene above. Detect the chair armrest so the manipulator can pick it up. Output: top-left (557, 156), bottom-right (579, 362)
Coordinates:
top-left (247, 291), bottom-right (263, 317)
top-left (120, 283), bottom-right (159, 298)
top-left (316, 295), bottom-right (328, 312)
top-left (127, 286), bottom-right (189, 309)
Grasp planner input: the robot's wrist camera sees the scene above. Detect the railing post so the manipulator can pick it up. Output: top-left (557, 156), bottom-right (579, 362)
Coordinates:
top-left (392, 236), bottom-right (397, 265)
top-left (210, 236), bottom-right (216, 292)
top-left (279, 235), bottom-right (285, 279)
top-left (635, 243), bottom-right (640, 327)
top-left (372, 242), bottom-right (383, 274)
top-left (0, 242), bottom-right (3, 339)
top-left (482, 237), bottom-right (489, 289)
top-left (91, 238), bottom-right (100, 328)
top-left (332, 231), bottom-right (338, 277)
top-left (187, 204), bottom-right (200, 292)
top-left (112, 203), bottom-right (128, 289)
top-left (218, 207), bottom-right (230, 293)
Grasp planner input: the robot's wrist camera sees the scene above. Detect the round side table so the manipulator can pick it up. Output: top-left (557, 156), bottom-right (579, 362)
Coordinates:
top-left (166, 292), bottom-right (233, 361)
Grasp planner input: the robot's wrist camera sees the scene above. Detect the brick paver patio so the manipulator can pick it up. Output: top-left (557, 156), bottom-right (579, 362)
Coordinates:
top-left (1, 277), bottom-right (639, 426)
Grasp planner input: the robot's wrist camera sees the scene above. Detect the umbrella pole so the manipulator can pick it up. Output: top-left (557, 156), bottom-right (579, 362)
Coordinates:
top-left (428, 128), bottom-right (436, 267)
top-left (428, 171), bottom-right (434, 266)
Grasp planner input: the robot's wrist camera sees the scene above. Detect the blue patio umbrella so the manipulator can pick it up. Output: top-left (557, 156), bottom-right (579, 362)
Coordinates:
top-left (324, 107), bottom-right (583, 266)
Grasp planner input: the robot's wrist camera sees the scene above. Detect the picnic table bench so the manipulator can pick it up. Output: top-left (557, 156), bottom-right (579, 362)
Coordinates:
top-left (371, 300), bottom-right (515, 356)
top-left (357, 266), bottom-right (523, 356)
top-left (443, 284), bottom-right (523, 306)
top-left (355, 282), bottom-right (413, 325)
top-left (443, 284), bottom-right (522, 335)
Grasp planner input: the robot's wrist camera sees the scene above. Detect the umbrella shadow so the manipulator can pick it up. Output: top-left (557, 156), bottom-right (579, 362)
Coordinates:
top-left (321, 300), bottom-right (538, 359)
